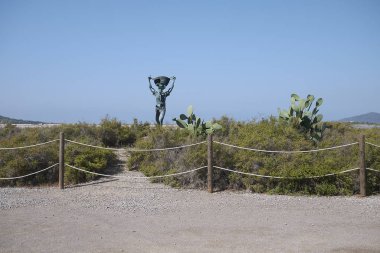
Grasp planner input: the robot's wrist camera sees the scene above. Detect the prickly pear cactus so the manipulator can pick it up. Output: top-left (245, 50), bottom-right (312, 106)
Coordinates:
top-left (278, 93), bottom-right (326, 142)
top-left (173, 105), bottom-right (222, 137)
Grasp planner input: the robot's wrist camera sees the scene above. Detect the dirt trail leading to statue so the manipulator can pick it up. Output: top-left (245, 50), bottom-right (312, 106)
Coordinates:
top-left (1, 153), bottom-right (380, 253)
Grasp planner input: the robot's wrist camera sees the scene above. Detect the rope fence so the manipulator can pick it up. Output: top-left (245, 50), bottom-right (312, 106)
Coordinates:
top-left (0, 139), bottom-right (59, 150)
top-left (0, 132), bottom-right (379, 196)
top-left (214, 141), bottom-right (359, 153)
top-left (2, 139), bottom-right (379, 154)
top-left (366, 142), bottom-right (380, 149)
top-left (65, 139), bottom-right (206, 152)
top-left (214, 166), bottom-right (360, 179)
top-left (367, 168), bottom-right (380, 173)
top-left (65, 139), bottom-right (122, 151)
top-left (0, 163), bottom-right (58, 180)
top-left (65, 164), bottom-right (207, 179)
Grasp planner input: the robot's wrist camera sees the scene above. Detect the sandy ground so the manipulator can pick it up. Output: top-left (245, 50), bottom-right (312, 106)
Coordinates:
top-left (1, 181), bottom-right (380, 253)
top-left (1, 152), bottom-right (380, 252)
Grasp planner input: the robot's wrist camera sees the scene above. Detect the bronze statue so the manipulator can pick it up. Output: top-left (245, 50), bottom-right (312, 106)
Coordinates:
top-left (148, 76), bottom-right (176, 125)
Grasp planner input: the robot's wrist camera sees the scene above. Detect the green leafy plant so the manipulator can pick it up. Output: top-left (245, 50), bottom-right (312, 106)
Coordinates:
top-left (65, 147), bottom-right (116, 184)
top-left (99, 116), bottom-right (121, 147)
top-left (173, 105), bottom-right (222, 136)
top-left (99, 116), bottom-right (137, 147)
top-left (278, 93), bottom-right (326, 142)
top-left (1, 116), bottom-right (380, 195)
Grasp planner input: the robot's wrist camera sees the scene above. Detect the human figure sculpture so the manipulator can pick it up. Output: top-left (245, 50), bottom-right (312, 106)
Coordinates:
top-left (148, 76), bottom-right (176, 125)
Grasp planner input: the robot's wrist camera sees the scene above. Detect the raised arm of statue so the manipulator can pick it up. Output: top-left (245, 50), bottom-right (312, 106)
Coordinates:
top-left (165, 76), bottom-right (176, 96)
top-left (148, 76), bottom-right (157, 94)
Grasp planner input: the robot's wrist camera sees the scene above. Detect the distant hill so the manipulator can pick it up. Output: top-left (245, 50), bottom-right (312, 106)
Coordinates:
top-left (340, 112), bottom-right (380, 124)
top-left (0, 115), bottom-right (45, 124)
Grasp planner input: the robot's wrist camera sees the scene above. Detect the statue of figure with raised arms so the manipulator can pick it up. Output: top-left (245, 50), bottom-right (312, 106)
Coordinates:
top-left (148, 75), bottom-right (176, 125)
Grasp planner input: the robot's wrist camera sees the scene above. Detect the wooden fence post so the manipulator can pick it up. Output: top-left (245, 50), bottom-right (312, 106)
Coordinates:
top-left (59, 132), bottom-right (65, 189)
top-left (359, 134), bottom-right (366, 197)
top-left (207, 134), bottom-right (213, 193)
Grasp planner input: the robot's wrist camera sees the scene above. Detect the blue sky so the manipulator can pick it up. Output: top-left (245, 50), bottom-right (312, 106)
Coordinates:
top-left (1, 0), bottom-right (379, 123)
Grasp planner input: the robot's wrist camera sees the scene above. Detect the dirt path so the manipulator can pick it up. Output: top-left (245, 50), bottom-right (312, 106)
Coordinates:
top-left (1, 153), bottom-right (380, 252)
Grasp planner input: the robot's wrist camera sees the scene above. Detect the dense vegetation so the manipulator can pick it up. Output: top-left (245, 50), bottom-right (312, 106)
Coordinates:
top-left (129, 117), bottom-right (380, 195)
top-left (0, 118), bottom-right (150, 186)
top-left (0, 117), bottom-right (379, 195)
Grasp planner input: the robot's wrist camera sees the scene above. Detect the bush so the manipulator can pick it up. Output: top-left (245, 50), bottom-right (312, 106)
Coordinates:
top-left (128, 118), bottom-right (380, 195)
top-left (98, 116), bottom-right (147, 147)
top-left (99, 116), bottom-right (122, 147)
top-left (1, 117), bottom-right (379, 195)
top-left (127, 126), bottom-right (208, 188)
top-left (65, 146), bottom-right (116, 184)
top-left (0, 123), bottom-right (117, 186)
top-left (315, 182), bottom-right (338, 196)
top-left (119, 126), bottom-right (137, 146)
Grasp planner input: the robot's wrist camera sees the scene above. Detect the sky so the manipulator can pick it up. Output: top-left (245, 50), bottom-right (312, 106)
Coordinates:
top-left (0, 0), bottom-right (379, 124)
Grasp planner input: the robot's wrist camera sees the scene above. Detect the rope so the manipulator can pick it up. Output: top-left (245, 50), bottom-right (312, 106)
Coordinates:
top-left (214, 141), bottom-right (359, 154)
top-left (0, 139), bottom-right (59, 150)
top-left (214, 166), bottom-right (359, 179)
top-left (130, 141), bottom-right (206, 152)
top-left (65, 164), bottom-right (207, 179)
top-left (65, 139), bottom-right (206, 152)
top-left (366, 142), bottom-right (380, 149)
top-left (214, 166), bottom-right (285, 179)
top-left (0, 163), bottom-right (58, 180)
top-left (367, 168), bottom-right (380, 173)
top-left (65, 139), bottom-right (122, 151)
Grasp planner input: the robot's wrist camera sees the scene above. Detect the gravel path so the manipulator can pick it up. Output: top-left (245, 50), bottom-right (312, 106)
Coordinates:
top-left (1, 152), bottom-right (380, 252)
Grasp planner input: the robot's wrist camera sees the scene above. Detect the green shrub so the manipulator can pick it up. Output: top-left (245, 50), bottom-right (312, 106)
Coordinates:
top-left (315, 182), bottom-right (338, 196)
top-left (128, 126), bottom-right (208, 188)
top-left (1, 117), bottom-right (379, 195)
top-left (98, 116), bottom-right (147, 147)
top-left (65, 146), bottom-right (116, 184)
top-left (99, 116), bottom-right (122, 147)
top-left (128, 118), bottom-right (380, 195)
top-left (119, 126), bottom-right (137, 146)
top-left (0, 123), bottom-right (116, 186)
